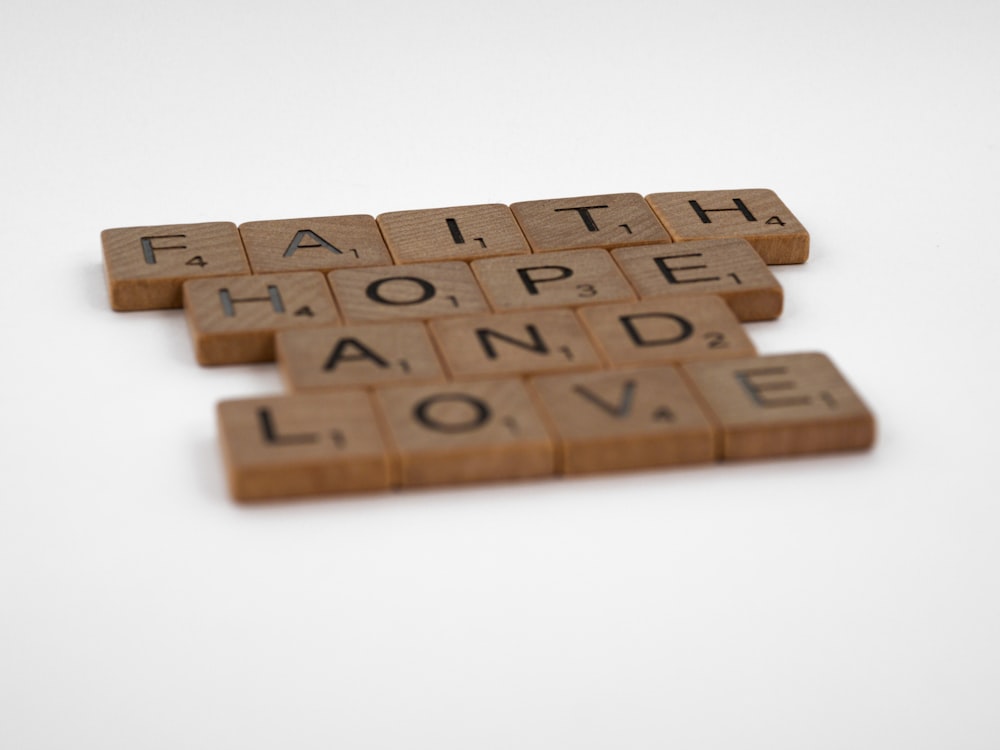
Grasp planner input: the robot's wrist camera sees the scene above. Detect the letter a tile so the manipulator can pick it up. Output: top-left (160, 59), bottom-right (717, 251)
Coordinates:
top-left (217, 391), bottom-right (391, 500)
top-left (238, 215), bottom-right (392, 274)
top-left (374, 378), bottom-right (554, 487)
top-left (529, 366), bottom-right (717, 474)
top-left (681, 352), bottom-right (876, 459)
top-left (276, 321), bottom-right (446, 392)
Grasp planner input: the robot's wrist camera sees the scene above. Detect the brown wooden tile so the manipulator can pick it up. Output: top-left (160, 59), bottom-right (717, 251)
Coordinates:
top-left (510, 192), bottom-right (672, 252)
top-left (612, 239), bottom-right (783, 321)
top-left (377, 204), bottom-right (530, 263)
top-left (682, 353), bottom-right (875, 459)
top-left (217, 391), bottom-right (391, 500)
top-left (328, 261), bottom-right (489, 323)
top-left (276, 321), bottom-right (446, 392)
top-left (102, 222), bottom-right (250, 310)
top-left (528, 366), bottom-right (717, 474)
top-left (183, 272), bottom-right (340, 365)
top-left (471, 248), bottom-right (636, 312)
top-left (374, 378), bottom-right (554, 487)
top-left (239, 215), bottom-right (391, 274)
top-left (429, 308), bottom-right (603, 379)
top-left (578, 296), bottom-right (756, 367)
top-left (645, 189), bottom-right (809, 264)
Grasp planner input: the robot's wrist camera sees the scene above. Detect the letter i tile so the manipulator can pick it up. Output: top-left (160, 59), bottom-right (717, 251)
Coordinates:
top-left (377, 204), bottom-right (531, 263)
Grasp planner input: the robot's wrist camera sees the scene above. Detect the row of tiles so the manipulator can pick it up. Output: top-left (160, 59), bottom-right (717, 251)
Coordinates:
top-left (219, 354), bottom-right (875, 501)
top-left (103, 189), bottom-right (808, 311)
top-left (272, 297), bottom-right (756, 391)
top-left (182, 240), bottom-right (783, 366)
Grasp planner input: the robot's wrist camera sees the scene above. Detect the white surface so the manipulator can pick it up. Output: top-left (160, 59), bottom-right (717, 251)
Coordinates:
top-left (2, 1), bottom-right (999, 747)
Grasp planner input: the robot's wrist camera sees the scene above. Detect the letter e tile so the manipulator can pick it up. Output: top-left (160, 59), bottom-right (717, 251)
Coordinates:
top-left (612, 238), bottom-right (783, 321)
top-left (681, 352), bottom-right (876, 459)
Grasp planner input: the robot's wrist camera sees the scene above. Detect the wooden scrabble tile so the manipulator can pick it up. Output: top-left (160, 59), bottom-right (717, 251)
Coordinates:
top-left (682, 352), bottom-right (876, 459)
top-left (217, 391), bottom-right (391, 500)
top-left (328, 261), bottom-right (489, 322)
top-left (528, 366), bottom-right (717, 474)
top-left (102, 222), bottom-right (250, 310)
top-left (471, 248), bottom-right (636, 312)
top-left (238, 215), bottom-right (392, 274)
top-left (374, 378), bottom-right (554, 487)
top-left (645, 189), bottom-right (809, 264)
top-left (183, 272), bottom-right (340, 365)
top-left (377, 204), bottom-right (531, 263)
top-left (611, 238), bottom-right (783, 321)
top-left (510, 192), bottom-right (672, 252)
top-left (429, 308), bottom-right (603, 379)
top-left (578, 296), bottom-right (756, 367)
top-left (276, 321), bottom-right (446, 392)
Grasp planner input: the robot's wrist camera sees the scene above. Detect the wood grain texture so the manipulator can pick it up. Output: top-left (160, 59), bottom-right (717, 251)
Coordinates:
top-left (217, 391), bottom-right (391, 500)
top-left (183, 272), bottom-right (340, 365)
top-left (377, 204), bottom-right (531, 263)
top-left (645, 189), bottom-right (809, 264)
top-left (276, 321), bottom-right (446, 392)
top-left (471, 247), bottom-right (635, 312)
top-left (374, 378), bottom-right (554, 487)
top-left (102, 222), bottom-right (250, 310)
top-left (578, 296), bottom-right (756, 367)
top-left (612, 238), bottom-right (783, 321)
top-left (239, 215), bottom-right (391, 273)
top-left (510, 193), bottom-right (672, 252)
top-left (328, 261), bottom-right (489, 322)
top-left (429, 308), bottom-right (603, 379)
top-left (681, 352), bottom-right (876, 459)
top-left (528, 366), bottom-right (717, 474)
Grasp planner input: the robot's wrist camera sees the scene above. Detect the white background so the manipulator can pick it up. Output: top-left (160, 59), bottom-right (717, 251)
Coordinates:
top-left (2, 1), bottom-right (999, 747)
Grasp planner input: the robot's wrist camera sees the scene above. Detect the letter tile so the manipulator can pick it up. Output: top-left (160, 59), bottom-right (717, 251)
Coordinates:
top-left (529, 366), bottom-right (717, 474)
top-left (681, 352), bottom-right (876, 459)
